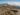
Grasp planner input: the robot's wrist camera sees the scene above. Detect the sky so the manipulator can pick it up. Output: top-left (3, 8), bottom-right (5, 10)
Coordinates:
top-left (0, 0), bottom-right (20, 6)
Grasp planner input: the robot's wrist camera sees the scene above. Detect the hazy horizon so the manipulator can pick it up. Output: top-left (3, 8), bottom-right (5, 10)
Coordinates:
top-left (0, 0), bottom-right (20, 6)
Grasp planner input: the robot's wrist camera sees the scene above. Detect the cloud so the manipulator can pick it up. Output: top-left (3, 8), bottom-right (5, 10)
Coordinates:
top-left (8, 1), bottom-right (16, 4)
top-left (16, 2), bottom-right (20, 6)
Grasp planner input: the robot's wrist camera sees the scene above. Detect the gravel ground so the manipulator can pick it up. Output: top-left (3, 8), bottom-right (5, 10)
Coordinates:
top-left (0, 6), bottom-right (20, 15)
